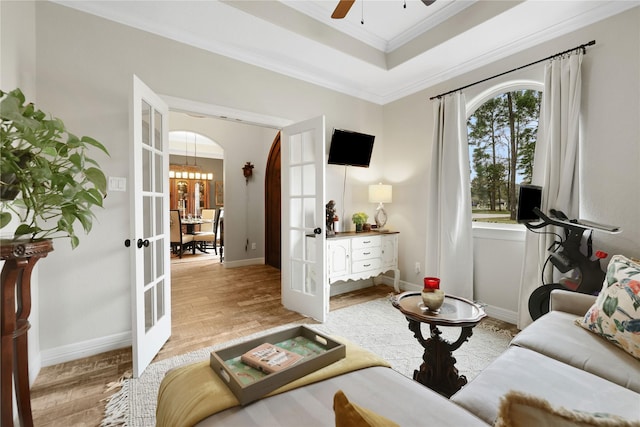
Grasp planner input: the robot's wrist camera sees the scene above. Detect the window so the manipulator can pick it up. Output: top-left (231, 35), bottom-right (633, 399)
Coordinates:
top-left (468, 89), bottom-right (542, 224)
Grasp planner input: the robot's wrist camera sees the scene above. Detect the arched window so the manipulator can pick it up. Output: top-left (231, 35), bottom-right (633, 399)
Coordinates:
top-left (466, 81), bottom-right (543, 224)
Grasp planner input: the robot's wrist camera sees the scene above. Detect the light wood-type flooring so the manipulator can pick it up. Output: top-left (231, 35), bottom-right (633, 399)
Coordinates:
top-left (29, 253), bottom-right (518, 426)
top-left (29, 254), bottom-right (394, 426)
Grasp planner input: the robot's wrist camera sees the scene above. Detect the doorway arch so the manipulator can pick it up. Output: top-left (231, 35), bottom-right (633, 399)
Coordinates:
top-left (162, 95), bottom-right (293, 266)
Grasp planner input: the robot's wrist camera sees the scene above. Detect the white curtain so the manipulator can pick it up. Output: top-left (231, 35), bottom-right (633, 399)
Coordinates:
top-left (518, 52), bottom-right (583, 328)
top-left (425, 93), bottom-right (473, 300)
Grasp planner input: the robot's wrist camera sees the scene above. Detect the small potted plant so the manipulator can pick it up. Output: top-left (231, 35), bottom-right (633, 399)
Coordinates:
top-left (351, 212), bottom-right (368, 232)
top-left (1, 88), bottom-right (109, 248)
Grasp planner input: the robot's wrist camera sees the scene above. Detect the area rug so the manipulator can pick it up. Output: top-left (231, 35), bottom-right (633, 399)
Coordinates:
top-left (101, 296), bottom-right (515, 426)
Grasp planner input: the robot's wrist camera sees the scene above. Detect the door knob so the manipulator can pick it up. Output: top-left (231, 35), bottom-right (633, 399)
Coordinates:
top-left (314, 227), bottom-right (322, 235)
top-left (124, 239), bottom-right (131, 247)
top-left (137, 238), bottom-right (150, 248)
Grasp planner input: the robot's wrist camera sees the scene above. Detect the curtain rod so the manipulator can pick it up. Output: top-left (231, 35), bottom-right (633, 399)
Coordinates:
top-left (430, 40), bottom-right (596, 100)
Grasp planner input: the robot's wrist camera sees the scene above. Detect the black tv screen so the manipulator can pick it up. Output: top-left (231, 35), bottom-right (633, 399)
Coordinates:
top-left (517, 185), bottom-right (542, 223)
top-left (327, 129), bottom-right (375, 168)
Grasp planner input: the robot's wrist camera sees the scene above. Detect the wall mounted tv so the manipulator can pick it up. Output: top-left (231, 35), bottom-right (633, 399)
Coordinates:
top-left (327, 129), bottom-right (375, 168)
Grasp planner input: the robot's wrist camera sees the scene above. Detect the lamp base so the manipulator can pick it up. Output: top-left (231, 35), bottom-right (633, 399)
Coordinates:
top-left (374, 204), bottom-right (388, 230)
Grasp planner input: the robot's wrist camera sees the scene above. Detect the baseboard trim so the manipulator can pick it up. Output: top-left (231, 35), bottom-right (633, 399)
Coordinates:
top-left (41, 331), bottom-right (131, 367)
top-left (399, 281), bottom-right (422, 292)
top-left (223, 257), bottom-right (265, 268)
top-left (330, 279), bottom-right (375, 296)
top-left (483, 304), bottom-right (518, 325)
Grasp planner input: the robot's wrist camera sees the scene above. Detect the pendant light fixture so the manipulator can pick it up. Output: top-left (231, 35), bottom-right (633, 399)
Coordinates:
top-left (169, 131), bottom-right (214, 181)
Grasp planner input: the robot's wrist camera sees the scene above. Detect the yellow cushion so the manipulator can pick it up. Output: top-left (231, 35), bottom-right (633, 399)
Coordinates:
top-left (333, 390), bottom-right (399, 427)
top-left (495, 391), bottom-right (634, 427)
top-left (156, 338), bottom-right (391, 427)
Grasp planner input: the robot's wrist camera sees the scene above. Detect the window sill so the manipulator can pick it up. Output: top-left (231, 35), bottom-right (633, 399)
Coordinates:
top-left (472, 222), bottom-right (526, 241)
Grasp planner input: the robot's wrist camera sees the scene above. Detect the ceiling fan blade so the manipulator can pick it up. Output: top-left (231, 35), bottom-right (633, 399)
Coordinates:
top-left (421, 0), bottom-right (436, 5)
top-left (331, 0), bottom-right (355, 19)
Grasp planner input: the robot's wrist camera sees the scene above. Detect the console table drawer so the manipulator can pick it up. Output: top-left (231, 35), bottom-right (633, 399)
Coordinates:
top-left (352, 258), bottom-right (382, 273)
top-left (351, 247), bottom-right (382, 261)
top-left (325, 231), bottom-right (400, 292)
top-left (351, 236), bottom-right (381, 250)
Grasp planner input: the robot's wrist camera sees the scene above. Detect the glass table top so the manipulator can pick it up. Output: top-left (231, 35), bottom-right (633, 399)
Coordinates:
top-left (392, 292), bottom-right (486, 327)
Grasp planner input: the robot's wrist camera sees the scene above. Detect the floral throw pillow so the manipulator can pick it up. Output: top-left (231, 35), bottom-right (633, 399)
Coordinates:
top-left (576, 255), bottom-right (640, 359)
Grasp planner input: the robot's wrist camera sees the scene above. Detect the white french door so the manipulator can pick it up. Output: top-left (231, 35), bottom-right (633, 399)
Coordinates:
top-left (281, 116), bottom-right (328, 322)
top-left (130, 75), bottom-right (171, 377)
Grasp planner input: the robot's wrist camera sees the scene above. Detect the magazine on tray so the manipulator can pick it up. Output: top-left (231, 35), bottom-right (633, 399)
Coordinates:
top-left (240, 342), bottom-right (303, 374)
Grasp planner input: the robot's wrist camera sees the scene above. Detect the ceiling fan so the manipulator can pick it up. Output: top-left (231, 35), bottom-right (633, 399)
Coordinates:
top-left (331, 0), bottom-right (436, 19)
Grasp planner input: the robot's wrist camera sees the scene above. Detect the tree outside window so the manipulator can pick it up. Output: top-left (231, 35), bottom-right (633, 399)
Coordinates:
top-left (468, 90), bottom-right (542, 223)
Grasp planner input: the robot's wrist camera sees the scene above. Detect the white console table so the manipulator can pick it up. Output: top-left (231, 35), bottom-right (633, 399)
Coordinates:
top-left (326, 231), bottom-right (400, 292)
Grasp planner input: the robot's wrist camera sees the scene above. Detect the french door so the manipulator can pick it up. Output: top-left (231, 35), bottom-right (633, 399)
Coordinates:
top-left (130, 75), bottom-right (171, 377)
top-left (281, 116), bottom-right (328, 322)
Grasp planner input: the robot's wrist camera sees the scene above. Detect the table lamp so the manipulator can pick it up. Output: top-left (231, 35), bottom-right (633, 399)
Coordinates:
top-left (368, 183), bottom-right (392, 231)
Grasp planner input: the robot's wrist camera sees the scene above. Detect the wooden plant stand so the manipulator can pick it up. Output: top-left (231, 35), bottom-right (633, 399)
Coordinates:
top-left (1, 239), bottom-right (53, 427)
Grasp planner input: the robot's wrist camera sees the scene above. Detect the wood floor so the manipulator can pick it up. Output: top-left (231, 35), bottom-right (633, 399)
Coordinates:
top-left (29, 254), bottom-right (392, 426)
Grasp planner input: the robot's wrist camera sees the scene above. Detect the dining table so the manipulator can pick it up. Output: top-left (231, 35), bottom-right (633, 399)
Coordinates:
top-left (181, 217), bottom-right (204, 234)
top-left (181, 217), bottom-right (213, 253)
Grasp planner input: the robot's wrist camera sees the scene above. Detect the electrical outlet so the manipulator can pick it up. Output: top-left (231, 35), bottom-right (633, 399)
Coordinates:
top-left (251, 242), bottom-right (256, 250)
top-left (415, 262), bottom-right (421, 274)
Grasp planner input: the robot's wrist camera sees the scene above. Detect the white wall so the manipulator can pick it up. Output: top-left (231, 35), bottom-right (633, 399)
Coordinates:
top-left (27, 1), bottom-right (383, 363)
top-left (4, 1), bottom-right (639, 368)
top-left (0, 1), bottom-right (39, 418)
top-left (383, 6), bottom-right (640, 320)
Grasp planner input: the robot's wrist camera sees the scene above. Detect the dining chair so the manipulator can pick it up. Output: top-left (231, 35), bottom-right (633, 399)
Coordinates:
top-left (217, 209), bottom-right (224, 262)
top-left (170, 210), bottom-right (194, 258)
top-left (194, 208), bottom-right (216, 254)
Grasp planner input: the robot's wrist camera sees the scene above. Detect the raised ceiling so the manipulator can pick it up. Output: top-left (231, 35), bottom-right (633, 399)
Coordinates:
top-left (54, 0), bottom-right (637, 105)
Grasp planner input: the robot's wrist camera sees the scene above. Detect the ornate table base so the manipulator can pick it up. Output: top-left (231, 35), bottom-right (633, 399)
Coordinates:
top-left (1, 239), bottom-right (53, 427)
top-left (392, 292), bottom-right (486, 399)
top-left (408, 319), bottom-right (473, 398)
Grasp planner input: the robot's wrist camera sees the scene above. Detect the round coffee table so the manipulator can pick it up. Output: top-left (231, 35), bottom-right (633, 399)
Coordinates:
top-left (392, 291), bottom-right (486, 398)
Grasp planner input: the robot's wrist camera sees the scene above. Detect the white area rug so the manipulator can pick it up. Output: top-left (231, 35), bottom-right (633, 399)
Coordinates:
top-left (101, 297), bottom-right (514, 426)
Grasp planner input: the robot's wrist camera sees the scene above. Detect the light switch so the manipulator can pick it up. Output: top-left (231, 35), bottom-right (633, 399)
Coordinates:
top-left (108, 176), bottom-right (127, 192)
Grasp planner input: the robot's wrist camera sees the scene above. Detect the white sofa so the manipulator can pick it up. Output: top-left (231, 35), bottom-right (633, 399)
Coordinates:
top-left (452, 289), bottom-right (640, 424)
top-left (178, 254), bottom-right (640, 425)
top-left (193, 289), bottom-right (639, 426)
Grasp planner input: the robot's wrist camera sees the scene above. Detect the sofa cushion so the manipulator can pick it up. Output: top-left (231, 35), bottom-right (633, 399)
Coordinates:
top-left (451, 347), bottom-right (640, 425)
top-left (495, 390), bottom-right (637, 427)
top-left (334, 390), bottom-right (399, 427)
top-left (576, 254), bottom-right (640, 360)
top-left (511, 310), bottom-right (640, 392)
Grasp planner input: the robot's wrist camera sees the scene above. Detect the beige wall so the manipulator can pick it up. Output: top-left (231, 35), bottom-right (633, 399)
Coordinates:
top-left (30, 1), bottom-right (383, 357)
top-left (2, 1), bottom-right (638, 366)
top-left (1, 0), bottom-right (40, 391)
top-left (383, 6), bottom-right (640, 314)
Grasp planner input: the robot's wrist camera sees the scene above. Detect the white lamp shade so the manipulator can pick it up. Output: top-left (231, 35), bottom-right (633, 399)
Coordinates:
top-left (368, 184), bottom-right (392, 204)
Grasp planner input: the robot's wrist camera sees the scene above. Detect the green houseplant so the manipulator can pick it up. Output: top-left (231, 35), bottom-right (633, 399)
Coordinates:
top-left (0, 88), bottom-right (109, 248)
top-left (351, 212), bottom-right (368, 232)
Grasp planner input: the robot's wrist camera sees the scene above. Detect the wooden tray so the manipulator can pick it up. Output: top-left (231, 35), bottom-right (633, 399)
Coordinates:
top-left (210, 326), bottom-right (345, 405)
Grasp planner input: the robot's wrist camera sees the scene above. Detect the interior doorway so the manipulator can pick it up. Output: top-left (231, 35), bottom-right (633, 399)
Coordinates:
top-left (265, 132), bottom-right (281, 269)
